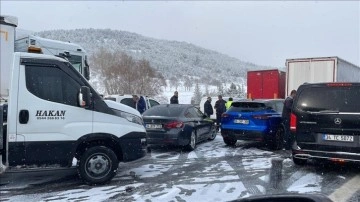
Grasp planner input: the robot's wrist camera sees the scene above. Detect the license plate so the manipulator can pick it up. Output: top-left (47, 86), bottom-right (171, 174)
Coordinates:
top-left (146, 124), bottom-right (162, 129)
top-left (323, 134), bottom-right (354, 142)
top-left (234, 119), bottom-right (249, 124)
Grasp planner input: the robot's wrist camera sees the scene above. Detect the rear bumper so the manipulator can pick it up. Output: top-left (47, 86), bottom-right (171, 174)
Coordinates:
top-left (147, 130), bottom-right (190, 147)
top-left (293, 148), bottom-right (360, 162)
top-left (221, 129), bottom-right (266, 142)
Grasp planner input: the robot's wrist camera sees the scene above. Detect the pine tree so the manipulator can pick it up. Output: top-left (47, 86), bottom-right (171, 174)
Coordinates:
top-left (205, 84), bottom-right (210, 96)
top-left (217, 83), bottom-right (225, 96)
top-left (193, 82), bottom-right (202, 105)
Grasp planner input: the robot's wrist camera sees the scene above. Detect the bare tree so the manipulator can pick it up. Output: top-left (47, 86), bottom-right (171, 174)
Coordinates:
top-left (91, 49), bottom-right (166, 96)
top-left (183, 77), bottom-right (193, 91)
top-left (169, 76), bottom-right (180, 91)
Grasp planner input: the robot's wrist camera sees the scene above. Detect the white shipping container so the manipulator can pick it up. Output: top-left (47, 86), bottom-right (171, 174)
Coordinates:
top-left (285, 57), bottom-right (360, 96)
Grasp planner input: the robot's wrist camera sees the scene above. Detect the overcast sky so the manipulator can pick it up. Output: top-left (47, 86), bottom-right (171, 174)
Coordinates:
top-left (1, 1), bottom-right (359, 67)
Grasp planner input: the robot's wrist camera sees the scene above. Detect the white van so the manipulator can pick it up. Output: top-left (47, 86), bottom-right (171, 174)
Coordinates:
top-left (104, 94), bottom-right (160, 112)
top-left (1, 15), bottom-right (147, 185)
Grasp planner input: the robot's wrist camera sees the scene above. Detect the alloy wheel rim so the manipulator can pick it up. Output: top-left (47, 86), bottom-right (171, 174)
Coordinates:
top-left (86, 154), bottom-right (111, 178)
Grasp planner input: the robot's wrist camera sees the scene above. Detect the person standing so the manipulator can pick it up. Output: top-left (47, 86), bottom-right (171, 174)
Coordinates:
top-left (170, 91), bottom-right (179, 104)
top-left (204, 97), bottom-right (213, 118)
top-left (282, 90), bottom-right (297, 150)
top-left (225, 97), bottom-right (233, 110)
top-left (133, 95), bottom-right (146, 114)
top-left (214, 95), bottom-right (226, 131)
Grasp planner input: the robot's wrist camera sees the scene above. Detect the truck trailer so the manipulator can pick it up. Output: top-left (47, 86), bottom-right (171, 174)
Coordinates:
top-left (247, 69), bottom-right (286, 99)
top-left (15, 35), bottom-right (90, 80)
top-left (285, 57), bottom-right (360, 96)
top-left (1, 15), bottom-right (147, 185)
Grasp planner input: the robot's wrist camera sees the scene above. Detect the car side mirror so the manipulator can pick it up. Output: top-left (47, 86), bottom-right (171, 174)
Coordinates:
top-left (79, 86), bottom-right (91, 108)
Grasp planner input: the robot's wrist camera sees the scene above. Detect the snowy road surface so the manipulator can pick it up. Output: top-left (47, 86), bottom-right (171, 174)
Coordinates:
top-left (1, 134), bottom-right (359, 202)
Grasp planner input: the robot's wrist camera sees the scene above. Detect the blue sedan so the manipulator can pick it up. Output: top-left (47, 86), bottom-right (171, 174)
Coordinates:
top-left (220, 99), bottom-right (284, 149)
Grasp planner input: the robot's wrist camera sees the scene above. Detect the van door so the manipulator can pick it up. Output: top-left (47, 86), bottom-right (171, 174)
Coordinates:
top-left (10, 58), bottom-right (93, 166)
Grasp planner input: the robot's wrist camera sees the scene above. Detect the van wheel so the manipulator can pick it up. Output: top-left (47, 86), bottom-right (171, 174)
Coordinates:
top-left (268, 127), bottom-right (284, 150)
top-left (208, 125), bottom-right (217, 141)
top-left (186, 131), bottom-right (197, 151)
top-left (224, 137), bottom-right (237, 146)
top-left (78, 146), bottom-right (119, 185)
top-left (293, 156), bottom-right (307, 166)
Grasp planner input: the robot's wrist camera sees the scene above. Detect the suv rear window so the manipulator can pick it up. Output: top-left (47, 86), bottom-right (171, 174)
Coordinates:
top-left (228, 102), bottom-right (267, 112)
top-left (296, 86), bottom-right (360, 113)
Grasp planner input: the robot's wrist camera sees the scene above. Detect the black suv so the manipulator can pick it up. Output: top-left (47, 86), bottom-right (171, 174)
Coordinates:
top-left (291, 82), bottom-right (360, 165)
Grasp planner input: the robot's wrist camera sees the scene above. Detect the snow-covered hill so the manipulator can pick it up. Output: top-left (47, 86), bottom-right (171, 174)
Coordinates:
top-left (36, 29), bottom-right (272, 83)
top-left (35, 29), bottom-right (276, 102)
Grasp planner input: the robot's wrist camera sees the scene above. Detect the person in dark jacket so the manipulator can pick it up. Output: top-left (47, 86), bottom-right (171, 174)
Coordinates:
top-left (204, 97), bottom-right (213, 118)
top-left (133, 95), bottom-right (146, 114)
top-left (282, 90), bottom-right (297, 150)
top-left (170, 91), bottom-right (179, 104)
top-left (214, 95), bottom-right (226, 131)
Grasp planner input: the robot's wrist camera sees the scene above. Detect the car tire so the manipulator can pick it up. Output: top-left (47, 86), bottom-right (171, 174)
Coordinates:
top-left (268, 126), bottom-right (284, 150)
top-left (208, 125), bottom-right (217, 141)
top-left (186, 131), bottom-right (197, 151)
top-left (78, 146), bottom-right (119, 185)
top-left (293, 156), bottom-right (307, 166)
top-left (223, 137), bottom-right (237, 146)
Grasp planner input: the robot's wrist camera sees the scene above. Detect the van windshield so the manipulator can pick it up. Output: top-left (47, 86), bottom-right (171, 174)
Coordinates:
top-left (297, 87), bottom-right (360, 113)
top-left (67, 54), bottom-right (82, 73)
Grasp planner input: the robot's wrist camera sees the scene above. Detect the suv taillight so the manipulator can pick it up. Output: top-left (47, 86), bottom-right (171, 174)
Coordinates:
top-left (290, 113), bottom-right (297, 132)
top-left (164, 121), bottom-right (184, 129)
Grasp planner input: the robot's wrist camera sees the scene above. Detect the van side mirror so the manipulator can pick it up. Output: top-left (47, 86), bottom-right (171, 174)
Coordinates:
top-left (79, 86), bottom-right (91, 108)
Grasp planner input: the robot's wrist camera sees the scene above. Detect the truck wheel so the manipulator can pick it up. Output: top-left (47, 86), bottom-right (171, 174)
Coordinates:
top-left (208, 125), bottom-right (217, 141)
top-left (78, 146), bottom-right (119, 185)
top-left (293, 156), bottom-right (307, 166)
top-left (224, 137), bottom-right (237, 146)
top-left (186, 131), bottom-right (197, 151)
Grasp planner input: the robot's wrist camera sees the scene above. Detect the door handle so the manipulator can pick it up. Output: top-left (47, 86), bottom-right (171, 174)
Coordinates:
top-left (19, 110), bottom-right (29, 124)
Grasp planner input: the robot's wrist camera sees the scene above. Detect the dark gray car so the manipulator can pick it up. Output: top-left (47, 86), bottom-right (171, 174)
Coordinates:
top-left (143, 104), bottom-right (217, 151)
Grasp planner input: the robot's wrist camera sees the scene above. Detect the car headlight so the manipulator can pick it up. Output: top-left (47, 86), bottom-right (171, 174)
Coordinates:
top-left (121, 111), bottom-right (143, 125)
top-left (113, 109), bottom-right (144, 125)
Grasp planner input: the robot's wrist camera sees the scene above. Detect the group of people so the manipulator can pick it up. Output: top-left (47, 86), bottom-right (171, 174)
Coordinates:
top-left (204, 95), bottom-right (227, 132)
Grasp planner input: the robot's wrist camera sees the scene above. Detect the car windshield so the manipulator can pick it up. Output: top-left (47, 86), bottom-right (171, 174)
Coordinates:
top-left (1, 1), bottom-right (359, 202)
